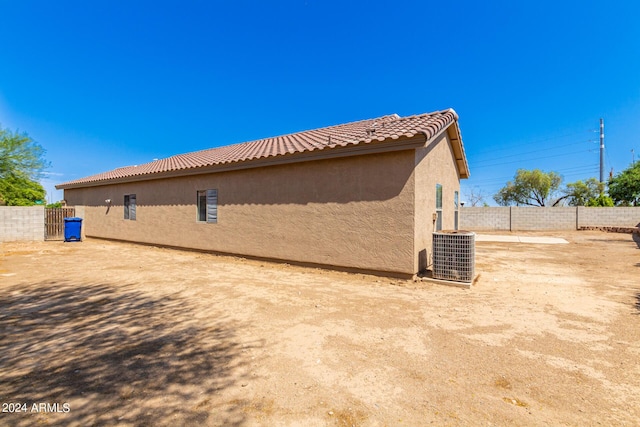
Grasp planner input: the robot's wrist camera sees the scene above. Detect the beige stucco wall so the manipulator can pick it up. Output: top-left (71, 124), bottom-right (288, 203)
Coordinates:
top-left (413, 131), bottom-right (462, 272)
top-left (65, 150), bottom-right (418, 276)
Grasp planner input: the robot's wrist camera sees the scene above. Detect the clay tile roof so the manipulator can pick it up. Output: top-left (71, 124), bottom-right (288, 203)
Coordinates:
top-left (57, 108), bottom-right (467, 189)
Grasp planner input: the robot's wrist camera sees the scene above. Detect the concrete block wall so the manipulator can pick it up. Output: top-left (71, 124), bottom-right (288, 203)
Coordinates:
top-left (459, 207), bottom-right (510, 231)
top-left (461, 206), bottom-right (640, 231)
top-left (577, 207), bottom-right (640, 228)
top-left (511, 207), bottom-right (576, 231)
top-left (0, 206), bottom-right (45, 242)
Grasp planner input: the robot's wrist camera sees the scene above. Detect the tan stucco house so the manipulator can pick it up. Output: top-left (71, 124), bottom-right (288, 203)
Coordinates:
top-left (57, 109), bottom-right (470, 278)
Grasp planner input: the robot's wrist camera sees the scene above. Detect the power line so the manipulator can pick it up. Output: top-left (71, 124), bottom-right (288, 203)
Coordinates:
top-left (472, 150), bottom-right (592, 169)
top-left (468, 164), bottom-right (599, 186)
top-left (557, 164), bottom-right (600, 172)
top-left (468, 131), bottom-right (588, 157)
top-left (599, 118), bottom-right (604, 182)
top-left (472, 139), bottom-right (592, 165)
top-left (605, 149), bottom-right (614, 175)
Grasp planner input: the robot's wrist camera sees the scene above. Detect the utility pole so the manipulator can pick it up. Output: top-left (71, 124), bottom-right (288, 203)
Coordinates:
top-left (632, 148), bottom-right (635, 166)
top-left (599, 118), bottom-right (604, 183)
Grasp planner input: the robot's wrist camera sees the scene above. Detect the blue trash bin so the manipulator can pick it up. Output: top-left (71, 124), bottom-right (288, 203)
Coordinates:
top-left (64, 217), bottom-right (82, 242)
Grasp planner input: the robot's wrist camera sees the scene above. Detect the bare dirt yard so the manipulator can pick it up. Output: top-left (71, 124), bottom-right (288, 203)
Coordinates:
top-left (1, 230), bottom-right (639, 426)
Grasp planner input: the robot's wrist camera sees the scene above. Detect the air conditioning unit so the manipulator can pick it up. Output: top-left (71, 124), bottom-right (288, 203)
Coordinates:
top-left (432, 230), bottom-right (475, 283)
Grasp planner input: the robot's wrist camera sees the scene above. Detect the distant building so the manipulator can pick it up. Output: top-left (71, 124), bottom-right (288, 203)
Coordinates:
top-left (57, 109), bottom-right (470, 277)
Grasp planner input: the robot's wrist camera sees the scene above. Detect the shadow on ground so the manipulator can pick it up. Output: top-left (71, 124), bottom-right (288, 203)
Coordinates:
top-left (0, 281), bottom-right (258, 426)
top-left (590, 233), bottom-right (640, 248)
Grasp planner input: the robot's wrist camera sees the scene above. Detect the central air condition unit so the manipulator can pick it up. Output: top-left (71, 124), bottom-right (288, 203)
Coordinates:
top-left (432, 230), bottom-right (475, 283)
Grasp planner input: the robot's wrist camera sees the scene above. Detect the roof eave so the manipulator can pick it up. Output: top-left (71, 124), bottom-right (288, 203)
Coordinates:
top-left (416, 111), bottom-right (469, 179)
top-left (57, 134), bottom-right (429, 190)
top-left (445, 120), bottom-right (470, 179)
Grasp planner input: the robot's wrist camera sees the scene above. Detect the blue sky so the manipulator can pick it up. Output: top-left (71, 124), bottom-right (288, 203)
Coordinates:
top-left (1, 1), bottom-right (639, 204)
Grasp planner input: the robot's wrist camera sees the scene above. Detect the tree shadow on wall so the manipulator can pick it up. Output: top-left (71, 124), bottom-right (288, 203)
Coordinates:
top-left (0, 280), bottom-right (260, 426)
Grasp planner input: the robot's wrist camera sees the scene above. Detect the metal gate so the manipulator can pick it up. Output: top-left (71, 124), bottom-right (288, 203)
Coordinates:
top-left (45, 207), bottom-right (75, 240)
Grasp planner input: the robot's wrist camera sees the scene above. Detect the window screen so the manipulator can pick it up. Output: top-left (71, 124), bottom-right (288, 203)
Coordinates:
top-left (435, 184), bottom-right (442, 231)
top-left (454, 191), bottom-right (459, 230)
top-left (124, 194), bottom-right (136, 220)
top-left (197, 189), bottom-right (218, 223)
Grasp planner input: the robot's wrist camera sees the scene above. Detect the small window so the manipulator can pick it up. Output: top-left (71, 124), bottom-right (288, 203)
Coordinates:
top-left (124, 194), bottom-right (136, 220)
top-left (454, 191), bottom-right (459, 230)
top-left (435, 184), bottom-right (442, 231)
top-left (197, 189), bottom-right (218, 223)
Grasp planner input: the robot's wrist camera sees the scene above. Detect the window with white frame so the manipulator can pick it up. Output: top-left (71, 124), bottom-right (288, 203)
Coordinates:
top-left (197, 189), bottom-right (218, 223)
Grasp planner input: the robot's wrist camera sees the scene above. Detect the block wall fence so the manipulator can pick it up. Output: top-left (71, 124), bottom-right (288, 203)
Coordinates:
top-left (2, 205), bottom-right (638, 242)
top-left (460, 206), bottom-right (640, 231)
top-left (0, 206), bottom-right (45, 242)
top-left (0, 206), bottom-right (86, 242)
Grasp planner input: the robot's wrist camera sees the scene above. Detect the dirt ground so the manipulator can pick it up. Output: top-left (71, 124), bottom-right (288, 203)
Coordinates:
top-left (0, 231), bottom-right (639, 426)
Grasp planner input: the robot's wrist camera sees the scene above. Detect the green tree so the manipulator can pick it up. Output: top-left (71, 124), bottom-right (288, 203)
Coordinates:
top-left (0, 173), bottom-right (46, 206)
top-left (586, 194), bottom-right (615, 207)
top-left (494, 169), bottom-right (563, 206)
top-left (0, 125), bottom-right (49, 180)
top-left (0, 125), bottom-right (49, 205)
top-left (608, 162), bottom-right (640, 206)
top-left (564, 178), bottom-right (605, 206)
